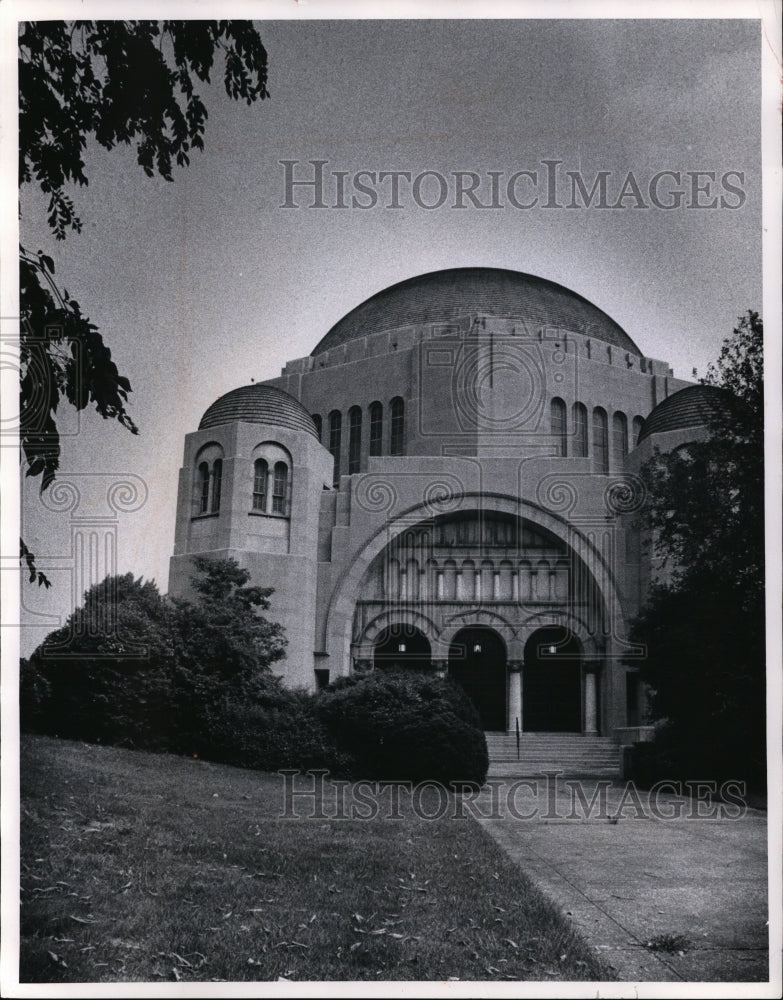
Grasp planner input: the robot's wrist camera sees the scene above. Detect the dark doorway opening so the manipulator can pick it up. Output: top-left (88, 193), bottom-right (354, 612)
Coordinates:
top-left (373, 624), bottom-right (432, 671)
top-left (448, 627), bottom-right (507, 731)
top-left (523, 627), bottom-right (582, 732)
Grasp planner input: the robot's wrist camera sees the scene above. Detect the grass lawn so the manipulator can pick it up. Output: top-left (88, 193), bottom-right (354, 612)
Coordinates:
top-left (18, 734), bottom-right (613, 983)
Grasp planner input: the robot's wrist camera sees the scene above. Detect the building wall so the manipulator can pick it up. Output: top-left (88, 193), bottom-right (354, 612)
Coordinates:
top-left (271, 319), bottom-right (687, 474)
top-left (169, 420), bottom-right (333, 688)
top-left (169, 308), bottom-right (695, 735)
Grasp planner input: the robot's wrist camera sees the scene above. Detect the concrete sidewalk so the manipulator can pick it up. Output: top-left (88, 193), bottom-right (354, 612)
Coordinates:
top-left (474, 776), bottom-right (770, 983)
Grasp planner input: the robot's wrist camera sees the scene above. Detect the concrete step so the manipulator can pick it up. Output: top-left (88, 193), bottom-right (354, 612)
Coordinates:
top-left (489, 747), bottom-right (619, 760)
top-left (484, 732), bottom-right (616, 739)
top-left (486, 756), bottom-right (621, 765)
top-left (486, 762), bottom-right (621, 778)
top-left (484, 732), bottom-right (621, 777)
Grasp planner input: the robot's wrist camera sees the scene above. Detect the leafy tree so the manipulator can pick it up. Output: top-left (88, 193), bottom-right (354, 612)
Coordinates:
top-left (168, 556), bottom-right (287, 753)
top-left (22, 573), bottom-right (176, 745)
top-left (171, 556), bottom-right (286, 696)
top-left (639, 311), bottom-right (763, 609)
top-left (19, 21), bottom-right (270, 580)
top-left (630, 311), bottom-right (765, 785)
top-left (22, 557), bottom-right (286, 752)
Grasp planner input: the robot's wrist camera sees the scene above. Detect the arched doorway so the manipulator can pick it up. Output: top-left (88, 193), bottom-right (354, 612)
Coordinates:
top-left (373, 624), bottom-right (432, 671)
top-left (449, 627), bottom-right (507, 731)
top-left (523, 627), bottom-right (582, 732)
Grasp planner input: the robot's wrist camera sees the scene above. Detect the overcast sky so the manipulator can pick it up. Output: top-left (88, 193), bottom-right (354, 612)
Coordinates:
top-left (18, 15), bottom-right (764, 653)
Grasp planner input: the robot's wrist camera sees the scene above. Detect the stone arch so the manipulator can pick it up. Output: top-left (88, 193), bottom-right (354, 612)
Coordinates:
top-left (323, 491), bottom-right (629, 676)
top-left (521, 608), bottom-right (602, 659)
top-left (352, 607), bottom-right (441, 667)
top-left (373, 624), bottom-right (431, 671)
top-left (439, 607), bottom-right (519, 653)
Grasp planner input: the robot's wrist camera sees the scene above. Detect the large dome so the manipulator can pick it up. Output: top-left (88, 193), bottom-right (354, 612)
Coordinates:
top-left (312, 267), bottom-right (640, 356)
top-left (199, 384), bottom-right (318, 437)
top-left (638, 385), bottom-right (729, 443)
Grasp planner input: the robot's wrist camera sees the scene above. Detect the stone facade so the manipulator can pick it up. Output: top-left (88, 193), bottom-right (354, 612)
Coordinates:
top-left (169, 268), bottom-right (711, 737)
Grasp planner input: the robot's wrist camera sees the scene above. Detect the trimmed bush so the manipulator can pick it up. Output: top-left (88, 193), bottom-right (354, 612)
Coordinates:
top-left (22, 655), bottom-right (176, 750)
top-left (195, 677), bottom-right (352, 774)
top-left (318, 669), bottom-right (489, 784)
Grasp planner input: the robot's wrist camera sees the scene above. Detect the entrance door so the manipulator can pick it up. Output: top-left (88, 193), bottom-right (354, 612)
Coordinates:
top-left (523, 627), bottom-right (582, 732)
top-left (448, 627), bottom-right (507, 731)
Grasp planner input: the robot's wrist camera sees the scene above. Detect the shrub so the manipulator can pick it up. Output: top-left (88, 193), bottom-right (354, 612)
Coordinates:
top-left (35, 658), bottom-right (176, 750)
top-left (22, 559), bottom-right (286, 755)
top-left (23, 573), bottom-right (177, 748)
top-left (19, 657), bottom-right (50, 733)
top-left (23, 566), bottom-right (490, 786)
top-left (193, 676), bottom-right (352, 774)
top-left (626, 720), bottom-right (766, 791)
top-left (318, 669), bottom-right (489, 784)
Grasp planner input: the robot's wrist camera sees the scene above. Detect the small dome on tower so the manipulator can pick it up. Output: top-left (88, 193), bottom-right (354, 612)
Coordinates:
top-left (199, 384), bottom-right (318, 437)
top-left (637, 384), bottom-right (730, 444)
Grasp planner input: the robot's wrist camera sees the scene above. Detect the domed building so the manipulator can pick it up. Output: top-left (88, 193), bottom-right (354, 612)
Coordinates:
top-left (169, 267), bottom-right (716, 769)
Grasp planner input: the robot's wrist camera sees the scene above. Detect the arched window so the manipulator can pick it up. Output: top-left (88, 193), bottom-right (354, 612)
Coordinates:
top-left (194, 443), bottom-right (224, 517)
top-left (369, 401), bottom-right (383, 456)
top-left (197, 462), bottom-right (210, 514)
top-left (550, 397), bottom-right (567, 456)
top-left (592, 408), bottom-right (609, 473)
top-left (312, 414), bottom-right (322, 441)
top-left (211, 459), bottom-right (223, 513)
top-left (251, 443), bottom-right (292, 516)
top-left (632, 415), bottom-right (645, 446)
top-left (390, 397), bottom-right (405, 456)
top-left (572, 402), bottom-right (588, 457)
top-left (348, 406), bottom-right (362, 474)
top-left (253, 459), bottom-right (268, 511)
top-left (272, 462), bottom-right (288, 514)
top-left (328, 410), bottom-right (342, 488)
top-left (613, 412), bottom-right (628, 466)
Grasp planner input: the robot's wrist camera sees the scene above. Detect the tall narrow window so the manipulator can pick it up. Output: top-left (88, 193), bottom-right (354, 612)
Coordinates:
top-left (198, 462), bottom-right (210, 514)
top-left (312, 414), bottom-right (322, 441)
top-left (550, 397), bottom-right (567, 456)
top-left (369, 401), bottom-right (383, 456)
top-left (348, 406), bottom-right (362, 474)
top-left (328, 410), bottom-right (342, 488)
top-left (272, 462), bottom-right (288, 513)
top-left (593, 407), bottom-right (609, 473)
top-left (572, 402), bottom-right (588, 457)
top-left (253, 459), bottom-right (268, 511)
top-left (612, 412), bottom-right (628, 466)
top-left (632, 415), bottom-right (644, 446)
top-left (390, 397), bottom-right (405, 456)
top-left (211, 459), bottom-right (223, 513)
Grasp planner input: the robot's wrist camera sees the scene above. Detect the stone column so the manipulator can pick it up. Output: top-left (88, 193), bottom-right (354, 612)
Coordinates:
top-left (433, 659), bottom-right (448, 679)
top-left (584, 664), bottom-right (598, 734)
top-left (507, 659), bottom-right (523, 732)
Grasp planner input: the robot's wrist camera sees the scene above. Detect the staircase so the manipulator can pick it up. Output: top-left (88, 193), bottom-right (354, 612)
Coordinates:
top-left (484, 731), bottom-right (621, 778)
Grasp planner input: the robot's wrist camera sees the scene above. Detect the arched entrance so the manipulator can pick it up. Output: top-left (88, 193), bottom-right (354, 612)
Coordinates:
top-left (523, 627), bottom-right (582, 732)
top-left (449, 627), bottom-right (507, 731)
top-left (373, 624), bottom-right (432, 671)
